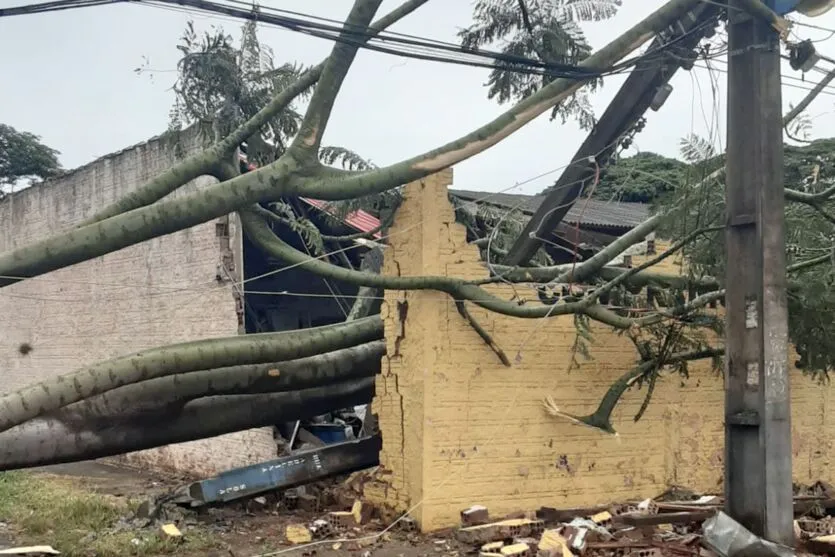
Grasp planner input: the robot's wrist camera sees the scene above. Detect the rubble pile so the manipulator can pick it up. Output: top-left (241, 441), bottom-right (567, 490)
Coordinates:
top-left (444, 485), bottom-right (835, 557)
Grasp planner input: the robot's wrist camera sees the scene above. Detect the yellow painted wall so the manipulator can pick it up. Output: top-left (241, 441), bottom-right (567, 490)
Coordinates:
top-left (365, 170), bottom-right (831, 532)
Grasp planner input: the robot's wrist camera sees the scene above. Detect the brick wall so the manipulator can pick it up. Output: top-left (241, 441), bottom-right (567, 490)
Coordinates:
top-left (367, 170), bottom-right (831, 532)
top-left (0, 129), bottom-right (278, 477)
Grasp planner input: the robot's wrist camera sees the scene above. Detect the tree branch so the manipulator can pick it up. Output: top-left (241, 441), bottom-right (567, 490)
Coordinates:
top-left (81, 0), bottom-right (429, 225)
top-left (454, 301), bottom-right (511, 366)
top-left (542, 347), bottom-right (724, 434)
top-left (585, 225), bottom-right (723, 305)
top-left (0, 0), bottom-right (697, 288)
top-left (295, 0), bottom-right (702, 201)
top-left (783, 67), bottom-right (835, 128)
top-left (60, 341), bottom-right (385, 423)
top-left (0, 377), bottom-right (374, 471)
top-left (239, 208), bottom-right (637, 326)
top-left (0, 315), bottom-right (383, 435)
top-left (290, 0), bottom-right (382, 158)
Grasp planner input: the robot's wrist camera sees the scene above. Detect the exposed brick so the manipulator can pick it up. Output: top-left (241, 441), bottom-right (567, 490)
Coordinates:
top-left (368, 170), bottom-right (834, 532)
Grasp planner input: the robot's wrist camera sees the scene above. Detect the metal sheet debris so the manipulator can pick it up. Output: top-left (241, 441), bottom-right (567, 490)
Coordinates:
top-left (703, 512), bottom-right (795, 557)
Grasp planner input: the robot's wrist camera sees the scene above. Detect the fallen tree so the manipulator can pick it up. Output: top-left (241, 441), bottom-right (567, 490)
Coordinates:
top-left (1, 0), bottom-right (835, 469)
top-left (0, 377), bottom-right (374, 470)
top-left (47, 341), bottom-right (385, 425)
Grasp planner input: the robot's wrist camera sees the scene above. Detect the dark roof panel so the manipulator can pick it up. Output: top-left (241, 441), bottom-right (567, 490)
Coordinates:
top-left (448, 189), bottom-right (650, 229)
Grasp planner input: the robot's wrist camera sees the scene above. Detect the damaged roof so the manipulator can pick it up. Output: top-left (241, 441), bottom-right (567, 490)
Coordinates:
top-left (448, 189), bottom-right (650, 230)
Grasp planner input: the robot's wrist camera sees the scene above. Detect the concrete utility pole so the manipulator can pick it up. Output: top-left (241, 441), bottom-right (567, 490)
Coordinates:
top-left (724, 0), bottom-right (793, 544)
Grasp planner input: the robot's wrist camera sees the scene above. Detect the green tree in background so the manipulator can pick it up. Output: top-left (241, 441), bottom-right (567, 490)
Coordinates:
top-left (0, 124), bottom-right (62, 192)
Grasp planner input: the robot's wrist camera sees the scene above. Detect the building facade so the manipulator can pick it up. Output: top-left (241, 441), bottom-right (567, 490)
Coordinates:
top-left (0, 129), bottom-right (279, 476)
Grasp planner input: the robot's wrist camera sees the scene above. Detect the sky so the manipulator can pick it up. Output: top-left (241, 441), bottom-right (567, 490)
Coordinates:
top-left (3, 0), bottom-right (835, 196)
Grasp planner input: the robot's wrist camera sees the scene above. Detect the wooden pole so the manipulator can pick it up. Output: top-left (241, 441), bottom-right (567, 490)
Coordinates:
top-left (724, 0), bottom-right (793, 545)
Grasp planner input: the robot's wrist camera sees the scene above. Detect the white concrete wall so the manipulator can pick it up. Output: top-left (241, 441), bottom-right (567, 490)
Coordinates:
top-left (0, 129), bottom-right (277, 476)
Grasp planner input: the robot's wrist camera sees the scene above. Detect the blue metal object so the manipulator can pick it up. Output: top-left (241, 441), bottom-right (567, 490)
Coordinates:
top-left (307, 424), bottom-right (351, 444)
top-left (766, 0), bottom-right (802, 15)
top-left (179, 435), bottom-right (381, 505)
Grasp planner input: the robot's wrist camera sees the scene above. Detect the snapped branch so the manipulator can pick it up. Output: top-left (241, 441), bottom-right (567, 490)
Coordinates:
top-left (290, 0), bottom-right (383, 158)
top-left (543, 347), bottom-right (724, 434)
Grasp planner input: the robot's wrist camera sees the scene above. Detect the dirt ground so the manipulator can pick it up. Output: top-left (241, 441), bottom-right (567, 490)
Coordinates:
top-left (0, 461), bottom-right (461, 557)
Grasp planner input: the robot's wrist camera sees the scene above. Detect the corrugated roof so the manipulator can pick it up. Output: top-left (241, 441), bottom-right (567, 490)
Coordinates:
top-left (239, 153), bottom-right (382, 238)
top-left (448, 189), bottom-right (650, 229)
top-left (299, 198), bottom-right (382, 239)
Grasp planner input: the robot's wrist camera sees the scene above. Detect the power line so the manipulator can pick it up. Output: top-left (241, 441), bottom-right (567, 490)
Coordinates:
top-left (2, 0), bottom-right (712, 81)
top-left (695, 58), bottom-right (835, 97)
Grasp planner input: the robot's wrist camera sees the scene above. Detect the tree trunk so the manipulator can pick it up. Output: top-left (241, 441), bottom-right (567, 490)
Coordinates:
top-left (55, 340), bottom-right (385, 426)
top-left (0, 378), bottom-right (374, 471)
top-left (0, 315), bottom-right (382, 435)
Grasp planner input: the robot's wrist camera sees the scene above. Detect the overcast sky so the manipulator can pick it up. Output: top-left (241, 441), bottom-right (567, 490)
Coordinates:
top-left (3, 0), bottom-right (835, 196)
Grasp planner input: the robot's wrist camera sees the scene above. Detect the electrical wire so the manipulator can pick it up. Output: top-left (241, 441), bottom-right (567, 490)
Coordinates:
top-left (3, 0), bottom-right (718, 82)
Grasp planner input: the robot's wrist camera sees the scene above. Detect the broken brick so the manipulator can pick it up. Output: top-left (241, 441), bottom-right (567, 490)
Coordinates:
top-left (309, 519), bottom-right (332, 539)
top-left (457, 518), bottom-right (545, 545)
top-left (298, 493), bottom-right (320, 513)
top-left (461, 505), bottom-right (490, 526)
top-left (499, 542), bottom-right (530, 557)
top-left (285, 524), bottom-right (312, 544)
top-left (481, 541), bottom-right (505, 552)
top-left (538, 529), bottom-right (573, 557)
top-left (327, 511), bottom-right (355, 531)
top-left (636, 499), bottom-right (659, 515)
top-left (590, 511), bottom-right (612, 528)
top-left (159, 523), bottom-right (182, 540)
top-left (351, 500), bottom-right (373, 525)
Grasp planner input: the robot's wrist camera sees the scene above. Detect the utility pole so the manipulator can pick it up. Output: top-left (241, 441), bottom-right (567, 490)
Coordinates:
top-left (724, 0), bottom-right (793, 545)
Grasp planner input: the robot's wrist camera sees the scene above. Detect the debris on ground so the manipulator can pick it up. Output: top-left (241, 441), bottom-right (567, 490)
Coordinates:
top-left (461, 505), bottom-right (490, 527)
top-left (285, 524), bottom-right (313, 545)
top-left (443, 485), bottom-right (835, 557)
top-left (0, 547), bottom-right (60, 556)
top-left (703, 512), bottom-right (794, 557)
top-left (160, 523), bottom-right (183, 540)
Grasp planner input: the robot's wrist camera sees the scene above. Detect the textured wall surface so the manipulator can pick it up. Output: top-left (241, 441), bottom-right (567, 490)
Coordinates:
top-left (0, 130), bottom-right (277, 476)
top-left (367, 171), bottom-right (829, 532)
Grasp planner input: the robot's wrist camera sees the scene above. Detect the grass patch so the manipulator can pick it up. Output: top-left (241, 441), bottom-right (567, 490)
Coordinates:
top-left (0, 471), bottom-right (217, 557)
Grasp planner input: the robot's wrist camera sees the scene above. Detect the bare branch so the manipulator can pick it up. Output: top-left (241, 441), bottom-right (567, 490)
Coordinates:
top-left (454, 301), bottom-right (512, 366)
top-left (0, 0), bottom-right (711, 288)
top-left (81, 0), bottom-right (429, 225)
top-left (239, 208), bottom-right (638, 326)
top-left (783, 66), bottom-right (835, 128)
top-left (0, 378), bottom-right (374, 471)
top-left (297, 0), bottom-right (702, 201)
top-left (543, 347), bottom-right (724, 434)
top-left (290, 0), bottom-right (382, 157)
top-left (585, 225), bottom-right (723, 305)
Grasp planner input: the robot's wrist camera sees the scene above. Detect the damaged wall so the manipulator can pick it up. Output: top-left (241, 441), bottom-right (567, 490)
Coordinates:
top-left (366, 170), bottom-right (829, 532)
top-left (0, 128), bottom-right (278, 476)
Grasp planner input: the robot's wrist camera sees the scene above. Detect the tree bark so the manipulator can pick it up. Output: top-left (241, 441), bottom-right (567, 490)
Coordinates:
top-left (0, 0), bottom-right (694, 289)
top-left (0, 315), bottom-right (382, 435)
top-left (240, 209), bottom-right (636, 326)
top-left (0, 377), bottom-right (374, 471)
top-left (58, 340), bottom-right (385, 425)
top-left (290, 0), bottom-right (383, 157)
top-left (81, 0), bottom-right (430, 225)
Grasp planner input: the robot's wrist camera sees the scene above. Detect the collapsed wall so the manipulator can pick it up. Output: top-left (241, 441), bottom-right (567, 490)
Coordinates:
top-left (366, 170), bottom-right (830, 532)
top-left (0, 129), bottom-right (277, 476)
